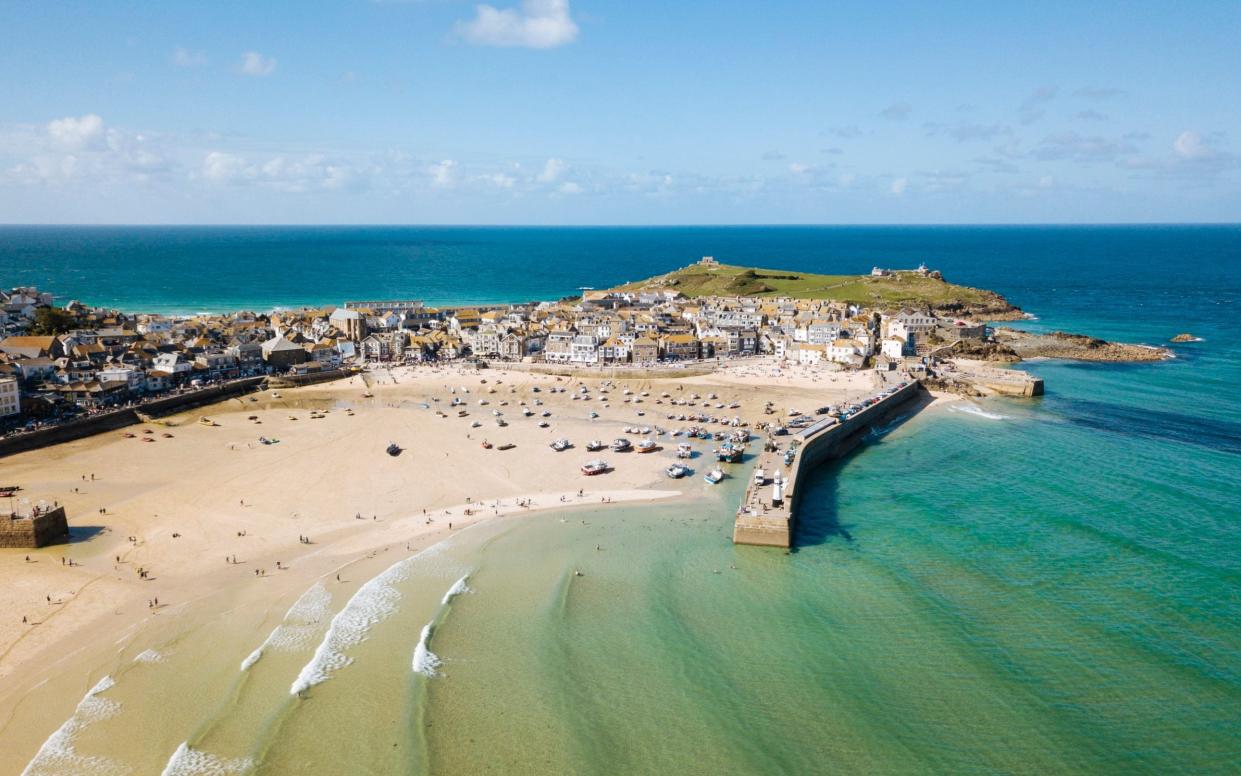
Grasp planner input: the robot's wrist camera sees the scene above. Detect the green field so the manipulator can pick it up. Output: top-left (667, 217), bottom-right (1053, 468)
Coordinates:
top-left (608, 263), bottom-right (1015, 312)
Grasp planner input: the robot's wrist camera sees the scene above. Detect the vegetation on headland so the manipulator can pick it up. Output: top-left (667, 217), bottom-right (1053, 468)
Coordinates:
top-left (608, 262), bottom-right (1021, 318)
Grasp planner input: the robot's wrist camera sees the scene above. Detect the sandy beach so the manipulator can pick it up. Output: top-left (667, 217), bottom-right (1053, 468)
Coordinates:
top-left (0, 358), bottom-right (884, 770)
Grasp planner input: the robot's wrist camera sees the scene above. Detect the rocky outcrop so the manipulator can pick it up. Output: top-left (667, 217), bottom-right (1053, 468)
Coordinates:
top-left (1170, 333), bottom-right (1199, 343)
top-left (948, 339), bottom-right (1021, 362)
top-left (994, 328), bottom-right (1172, 362)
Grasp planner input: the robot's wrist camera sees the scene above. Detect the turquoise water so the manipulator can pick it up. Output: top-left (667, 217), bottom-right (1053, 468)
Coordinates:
top-left (7, 226), bottom-right (1241, 773)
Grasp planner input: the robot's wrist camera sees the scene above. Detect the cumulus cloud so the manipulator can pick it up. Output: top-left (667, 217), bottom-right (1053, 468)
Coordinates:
top-left (1173, 131), bottom-right (1211, 160)
top-left (879, 101), bottom-right (911, 121)
top-left (558, 181), bottom-right (582, 194)
top-left (48, 114), bottom-right (105, 150)
top-left (172, 47), bottom-right (207, 67)
top-left (537, 157), bottom-right (567, 182)
top-left (890, 177), bottom-right (908, 195)
top-left (239, 51), bottom-right (277, 77)
top-left (428, 159), bottom-right (459, 186)
top-left (456, 0), bottom-right (578, 49)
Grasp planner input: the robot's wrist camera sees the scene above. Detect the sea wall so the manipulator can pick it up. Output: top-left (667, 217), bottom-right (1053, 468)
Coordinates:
top-left (733, 380), bottom-right (923, 548)
top-left (0, 507), bottom-right (70, 549)
top-left (267, 368), bottom-right (354, 388)
top-left (0, 378), bottom-right (265, 460)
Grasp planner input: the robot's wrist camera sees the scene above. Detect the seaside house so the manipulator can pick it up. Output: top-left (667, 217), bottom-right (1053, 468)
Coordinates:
top-left (0, 376), bottom-right (19, 418)
top-left (660, 334), bottom-right (700, 361)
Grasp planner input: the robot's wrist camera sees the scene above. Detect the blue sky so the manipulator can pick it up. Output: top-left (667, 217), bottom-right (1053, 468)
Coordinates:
top-left (1, 0), bottom-right (1238, 224)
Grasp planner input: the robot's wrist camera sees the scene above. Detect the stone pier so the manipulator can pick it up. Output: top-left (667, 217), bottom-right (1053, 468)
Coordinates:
top-left (733, 379), bottom-right (923, 548)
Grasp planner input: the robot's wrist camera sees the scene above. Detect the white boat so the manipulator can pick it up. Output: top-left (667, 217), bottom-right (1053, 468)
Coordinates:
top-left (704, 468), bottom-right (725, 484)
top-left (676, 443), bottom-right (693, 459)
top-left (611, 438), bottom-right (632, 452)
top-left (665, 463), bottom-right (690, 479)
top-left (585, 439), bottom-right (605, 452)
top-left (636, 439), bottom-right (657, 453)
top-left (550, 438), bottom-right (571, 452)
top-left (581, 459), bottom-right (609, 476)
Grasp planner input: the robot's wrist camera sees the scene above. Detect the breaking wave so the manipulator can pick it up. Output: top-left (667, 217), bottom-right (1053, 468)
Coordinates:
top-left (289, 545), bottom-right (444, 694)
top-left (159, 743), bottom-right (252, 776)
top-left (133, 649), bottom-right (165, 664)
top-left (951, 404), bottom-right (1009, 421)
top-left (241, 582), bottom-right (331, 672)
top-left (22, 676), bottom-right (126, 776)
top-left (412, 623), bottom-right (441, 677)
top-left (441, 574), bottom-right (471, 605)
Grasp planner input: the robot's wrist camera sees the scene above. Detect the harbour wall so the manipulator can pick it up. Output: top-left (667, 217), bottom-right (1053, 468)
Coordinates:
top-left (0, 507), bottom-right (70, 549)
top-left (0, 378), bottom-right (265, 460)
top-left (733, 379), bottom-right (923, 548)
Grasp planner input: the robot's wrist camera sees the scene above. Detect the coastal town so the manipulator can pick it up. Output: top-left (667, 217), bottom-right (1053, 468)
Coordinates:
top-left (0, 259), bottom-right (1045, 436)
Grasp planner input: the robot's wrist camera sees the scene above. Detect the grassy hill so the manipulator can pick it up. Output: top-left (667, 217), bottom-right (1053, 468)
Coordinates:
top-left (606, 263), bottom-right (1018, 316)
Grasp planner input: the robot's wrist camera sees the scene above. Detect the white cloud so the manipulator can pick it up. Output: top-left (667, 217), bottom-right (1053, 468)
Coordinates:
top-left (202, 151), bottom-right (250, 183)
top-left (239, 51), bottom-right (277, 77)
top-left (456, 0), bottom-right (578, 49)
top-left (48, 114), bottom-right (104, 150)
top-left (428, 159), bottom-right (459, 186)
top-left (558, 181), bottom-right (583, 194)
top-left (890, 177), bottom-right (908, 195)
top-left (483, 172), bottom-right (516, 188)
top-left (787, 162), bottom-right (810, 175)
top-left (172, 47), bottom-right (207, 67)
top-left (1173, 131), bottom-right (1210, 160)
top-left (537, 157), bottom-right (567, 182)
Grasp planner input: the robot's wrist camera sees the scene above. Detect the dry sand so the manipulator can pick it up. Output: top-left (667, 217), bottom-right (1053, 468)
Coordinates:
top-left (0, 357), bottom-right (880, 768)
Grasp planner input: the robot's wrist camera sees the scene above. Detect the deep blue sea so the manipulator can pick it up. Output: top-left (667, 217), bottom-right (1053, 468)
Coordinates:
top-left (4, 225), bottom-right (1241, 773)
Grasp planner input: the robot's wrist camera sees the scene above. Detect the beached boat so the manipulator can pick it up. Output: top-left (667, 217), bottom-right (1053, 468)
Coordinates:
top-left (497, 443), bottom-right (516, 451)
top-left (715, 443), bottom-right (743, 463)
top-left (550, 438), bottom-right (572, 452)
top-left (665, 463), bottom-right (690, 479)
top-left (581, 460), bottom-right (609, 476)
top-left (585, 439), bottom-right (605, 452)
top-left (481, 440), bottom-right (493, 449)
top-left (611, 438), bottom-right (632, 452)
top-left (636, 439), bottom-right (657, 453)
top-left (704, 468), bottom-right (725, 484)
top-left (386, 442), bottom-right (401, 456)
top-left (676, 443), bottom-right (693, 459)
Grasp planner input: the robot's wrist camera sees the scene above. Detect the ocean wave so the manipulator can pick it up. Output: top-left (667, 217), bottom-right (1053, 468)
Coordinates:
top-left (412, 623), bottom-right (441, 677)
top-left (22, 676), bottom-right (126, 776)
top-left (289, 545), bottom-right (445, 695)
top-left (241, 582), bottom-right (331, 672)
top-left (441, 574), bottom-right (471, 605)
top-left (133, 649), bottom-right (165, 664)
top-left (950, 404), bottom-right (1009, 421)
top-left (160, 743), bottom-right (252, 776)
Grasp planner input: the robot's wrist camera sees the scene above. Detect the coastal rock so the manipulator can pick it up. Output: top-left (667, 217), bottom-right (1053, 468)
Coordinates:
top-left (1170, 333), bottom-right (1199, 343)
top-left (948, 339), bottom-right (1021, 363)
top-left (994, 328), bottom-right (1172, 362)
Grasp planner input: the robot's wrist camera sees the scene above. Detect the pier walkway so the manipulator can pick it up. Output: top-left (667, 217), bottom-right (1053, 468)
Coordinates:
top-left (733, 378), bottom-right (922, 548)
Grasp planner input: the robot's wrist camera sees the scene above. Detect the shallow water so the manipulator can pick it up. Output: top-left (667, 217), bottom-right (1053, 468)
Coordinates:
top-left (13, 225), bottom-right (1241, 773)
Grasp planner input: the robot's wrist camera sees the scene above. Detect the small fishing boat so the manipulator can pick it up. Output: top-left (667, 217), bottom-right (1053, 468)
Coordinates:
top-left (665, 463), bottom-right (690, 479)
top-left (704, 468), bottom-right (725, 485)
top-left (636, 439), bottom-right (657, 453)
top-left (611, 438), bottom-right (632, 452)
top-left (550, 438), bottom-right (572, 452)
top-left (581, 460), bottom-right (609, 476)
top-left (676, 443), bottom-right (693, 459)
top-left (497, 443), bottom-right (516, 451)
top-left (481, 440), bottom-right (493, 449)
top-left (585, 439), bottom-right (605, 452)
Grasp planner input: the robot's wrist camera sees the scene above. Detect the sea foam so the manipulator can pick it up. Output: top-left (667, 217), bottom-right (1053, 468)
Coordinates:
top-left (241, 582), bottom-right (331, 671)
top-left (952, 404), bottom-right (1009, 421)
top-left (412, 623), bottom-right (441, 677)
top-left (21, 676), bottom-right (126, 776)
top-left (134, 648), bottom-right (165, 664)
top-left (441, 574), bottom-right (471, 605)
top-left (159, 743), bottom-right (252, 776)
top-left (289, 545), bottom-right (446, 694)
